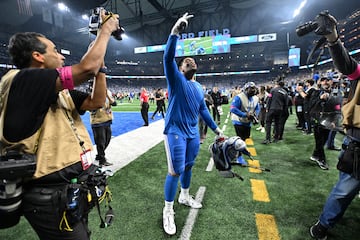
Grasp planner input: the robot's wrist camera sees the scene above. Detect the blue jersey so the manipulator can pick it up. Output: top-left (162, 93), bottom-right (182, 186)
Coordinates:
top-left (163, 35), bottom-right (217, 138)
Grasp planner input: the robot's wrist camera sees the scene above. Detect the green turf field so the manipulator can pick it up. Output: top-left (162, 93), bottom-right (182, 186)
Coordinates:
top-left (1, 100), bottom-right (360, 240)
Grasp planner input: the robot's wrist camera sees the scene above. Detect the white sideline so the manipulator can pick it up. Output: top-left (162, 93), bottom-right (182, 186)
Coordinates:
top-left (95, 119), bottom-right (165, 173)
top-left (206, 157), bottom-right (214, 172)
top-left (179, 186), bottom-right (207, 240)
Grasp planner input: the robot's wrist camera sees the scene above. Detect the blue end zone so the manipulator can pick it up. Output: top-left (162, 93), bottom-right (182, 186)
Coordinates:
top-left (81, 111), bottom-right (160, 144)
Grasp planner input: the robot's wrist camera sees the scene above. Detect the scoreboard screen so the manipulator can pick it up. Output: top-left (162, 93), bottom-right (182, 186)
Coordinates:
top-left (288, 48), bottom-right (300, 67)
top-left (179, 35), bottom-right (230, 56)
top-left (134, 35), bottom-right (231, 56)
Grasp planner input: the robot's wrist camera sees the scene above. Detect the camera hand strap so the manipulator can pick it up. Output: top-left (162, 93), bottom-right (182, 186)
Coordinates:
top-left (101, 12), bottom-right (114, 26)
top-left (306, 36), bottom-right (327, 70)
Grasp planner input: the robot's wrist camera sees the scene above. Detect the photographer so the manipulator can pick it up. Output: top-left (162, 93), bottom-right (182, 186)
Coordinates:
top-left (297, 78), bottom-right (317, 135)
top-left (0, 9), bottom-right (120, 240)
top-left (230, 82), bottom-right (260, 165)
top-left (306, 12), bottom-right (360, 240)
top-left (262, 81), bottom-right (288, 144)
top-left (90, 89), bottom-right (116, 167)
top-left (210, 86), bottom-right (222, 125)
top-left (306, 76), bottom-right (340, 171)
top-left (294, 81), bottom-right (306, 130)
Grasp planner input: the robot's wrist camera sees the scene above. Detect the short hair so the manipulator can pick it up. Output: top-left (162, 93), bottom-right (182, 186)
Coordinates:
top-left (277, 81), bottom-right (285, 87)
top-left (8, 32), bottom-right (47, 69)
top-left (305, 79), bottom-right (315, 85)
top-left (177, 57), bottom-right (194, 68)
top-left (320, 77), bottom-right (329, 81)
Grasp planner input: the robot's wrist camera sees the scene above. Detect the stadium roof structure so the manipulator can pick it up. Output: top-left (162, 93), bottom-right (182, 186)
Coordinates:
top-left (0, 0), bottom-right (359, 67)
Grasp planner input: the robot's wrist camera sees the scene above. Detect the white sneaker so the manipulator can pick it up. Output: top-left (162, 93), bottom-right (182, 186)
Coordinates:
top-left (178, 195), bottom-right (202, 209)
top-left (260, 127), bottom-right (265, 133)
top-left (163, 208), bottom-right (176, 235)
top-left (256, 126), bottom-right (262, 130)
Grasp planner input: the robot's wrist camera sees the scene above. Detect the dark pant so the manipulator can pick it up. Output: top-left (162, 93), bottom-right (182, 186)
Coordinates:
top-left (234, 124), bottom-right (251, 140)
top-left (304, 111), bottom-right (313, 133)
top-left (326, 130), bottom-right (337, 148)
top-left (23, 186), bottom-right (90, 240)
top-left (265, 109), bottom-right (282, 141)
top-left (258, 107), bottom-right (266, 127)
top-left (152, 103), bottom-right (165, 118)
top-left (141, 102), bottom-right (149, 125)
top-left (279, 111), bottom-right (289, 140)
top-left (295, 104), bottom-right (306, 129)
top-left (312, 125), bottom-right (330, 161)
top-left (212, 105), bottom-right (220, 123)
top-left (92, 125), bottom-right (112, 163)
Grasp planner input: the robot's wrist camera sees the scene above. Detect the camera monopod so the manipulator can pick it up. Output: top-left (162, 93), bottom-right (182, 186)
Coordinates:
top-left (231, 162), bottom-right (271, 172)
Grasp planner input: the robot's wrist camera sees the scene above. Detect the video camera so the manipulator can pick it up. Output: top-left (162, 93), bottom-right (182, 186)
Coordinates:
top-left (296, 10), bottom-right (336, 37)
top-left (89, 7), bottom-right (125, 41)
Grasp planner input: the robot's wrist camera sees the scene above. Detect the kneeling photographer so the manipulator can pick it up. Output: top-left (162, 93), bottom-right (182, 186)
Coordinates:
top-left (0, 7), bottom-right (120, 240)
top-left (230, 82), bottom-right (260, 166)
top-left (298, 11), bottom-right (360, 240)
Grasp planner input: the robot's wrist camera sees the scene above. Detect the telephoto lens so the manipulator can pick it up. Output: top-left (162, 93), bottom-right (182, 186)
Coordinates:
top-left (296, 21), bottom-right (318, 37)
top-left (104, 207), bottom-right (114, 227)
top-left (112, 27), bottom-right (125, 41)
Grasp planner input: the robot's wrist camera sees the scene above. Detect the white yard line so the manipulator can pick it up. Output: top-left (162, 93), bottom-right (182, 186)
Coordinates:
top-left (179, 186), bottom-right (207, 240)
top-left (206, 157), bottom-right (214, 172)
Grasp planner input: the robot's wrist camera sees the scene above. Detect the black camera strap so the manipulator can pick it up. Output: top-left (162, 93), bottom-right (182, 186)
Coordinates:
top-left (306, 36), bottom-right (327, 70)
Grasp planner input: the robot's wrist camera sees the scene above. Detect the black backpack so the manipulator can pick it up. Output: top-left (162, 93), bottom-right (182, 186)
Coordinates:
top-left (209, 136), bottom-right (245, 180)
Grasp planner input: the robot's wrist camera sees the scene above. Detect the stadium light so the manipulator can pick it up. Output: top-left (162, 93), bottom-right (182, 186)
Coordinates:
top-left (57, 2), bottom-right (69, 12)
top-left (293, 0), bottom-right (307, 18)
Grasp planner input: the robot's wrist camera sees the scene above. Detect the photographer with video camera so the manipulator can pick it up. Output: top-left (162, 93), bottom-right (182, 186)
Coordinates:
top-left (0, 8), bottom-right (120, 240)
top-left (230, 81), bottom-right (260, 165)
top-left (299, 11), bottom-right (360, 240)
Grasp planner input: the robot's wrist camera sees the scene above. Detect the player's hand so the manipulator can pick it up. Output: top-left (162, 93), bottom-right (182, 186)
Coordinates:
top-left (214, 127), bottom-right (224, 136)
top-left (171, 12), bottom-right (194, 35)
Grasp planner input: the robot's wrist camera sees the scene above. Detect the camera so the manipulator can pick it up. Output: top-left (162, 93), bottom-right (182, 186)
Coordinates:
top-left (89, 7), bottom-right (125, 41)
top-left (0, 152), bottom-right (36, 229)
top-left (296, 10), bottom-right (335, 37)
top-left (248, 113), bottom-right (259, 125)
top-left (251, 115), bottom-right (259, 125)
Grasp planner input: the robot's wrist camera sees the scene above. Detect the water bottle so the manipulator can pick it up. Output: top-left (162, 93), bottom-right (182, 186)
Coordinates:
top-left (67, 178), bottom-right (80, 210)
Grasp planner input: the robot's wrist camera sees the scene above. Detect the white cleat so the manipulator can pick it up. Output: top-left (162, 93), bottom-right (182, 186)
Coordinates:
top-left (178, 195), bottom-right (202, 209)
top-left (163, 208), bottom-right (176, 235)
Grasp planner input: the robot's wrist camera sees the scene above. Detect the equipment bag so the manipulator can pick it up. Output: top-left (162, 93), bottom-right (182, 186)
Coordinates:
top-left (59, 165), bottom-right (114, 231)
top-left (337, 140), bottom-right (360, 180)
top-left (209, 136), bottom-right (244, 180)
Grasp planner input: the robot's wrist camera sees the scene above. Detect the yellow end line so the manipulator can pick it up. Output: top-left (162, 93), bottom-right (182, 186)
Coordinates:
top-left (247, 147), bottom-right (257, 157)
top-left (245, 138), bottom-right (254, 146)
top-left (248, 138), bottom-right (280, 239)
top-left (255, 213), bottom-right (281, 240)
top-left (250, 179), bottom-right (270, 202)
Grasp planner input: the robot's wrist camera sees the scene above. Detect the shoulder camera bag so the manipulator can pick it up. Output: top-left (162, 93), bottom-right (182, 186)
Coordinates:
top-left (342, 81), bottom-right (360, 128)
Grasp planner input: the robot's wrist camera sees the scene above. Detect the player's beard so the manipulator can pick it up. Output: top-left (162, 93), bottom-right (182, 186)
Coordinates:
top-left (184, 69), bottom-right (197, 80)
top-left (247, 88), bottom-right (257, 97)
